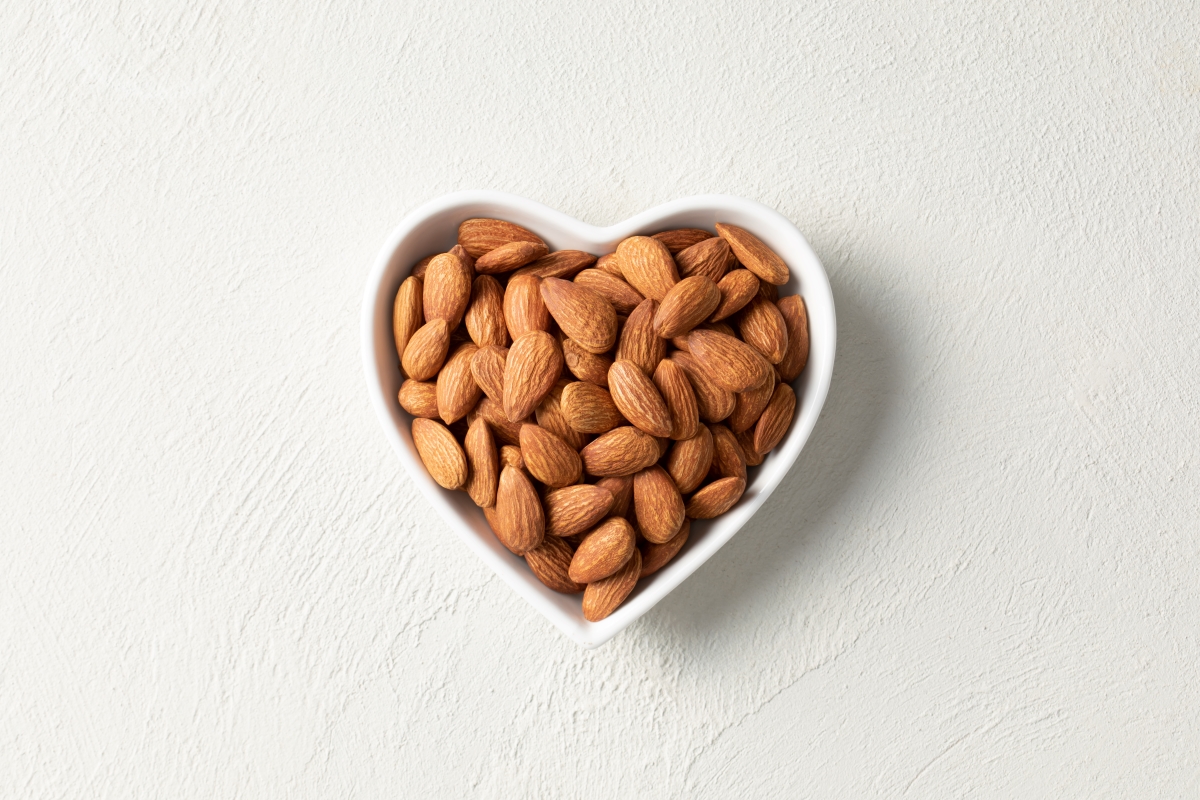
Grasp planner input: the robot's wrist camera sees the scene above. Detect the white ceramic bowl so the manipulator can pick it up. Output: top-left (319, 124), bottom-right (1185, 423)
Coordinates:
top-left (361, 191), bottom-right (835, 647)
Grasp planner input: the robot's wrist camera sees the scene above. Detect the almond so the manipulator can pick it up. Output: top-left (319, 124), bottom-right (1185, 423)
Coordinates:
top-left (401, 319), bottom-right (451, 381)
top-left (435, 343), bottom-right (481, 424)
top-left (616, 236), bottom-right (679, 301)
top-left (653, 359), bottom-right (700, 440)
top-left (665, 425), bottom-right (714, 493)
top-left (633, 465), bottom-right (686, 544)
top-left (708, 423), bottom-right (747, 482)
top-left (608, 361), bottom-right (674, 438)
top-left (710, 269), bottom-right (760, 322)
top-left (535, 388), bottom-right (586, 450)
top-left (573, 269), bottom-right (645, 315)
top-left (458, 218), bottom-right (545, 258)
top-left (651, 228), bottom-right (712, 254)
top-left (475, 240), bottom-right (549, 273)
top-left (640, 519), bottom-right (689, 577)
top-left (615, 299), bottom-right (666, 374)
top-left (512, 250), bottom-right (596, 279)
top-left (776, 295), bottom-right (810, 381)
top-left (737, 429), bottom-right (764, 466)
top-left (737, 296), bottom-right (789, 364)
top-left (411, 254), bottom-right (436, 278)
top-left (569, 517), bottom-right (636, 583)
top-left (500, 444), bottom-right (524, 469)
top-left (653, 275), bottom-right (721, 338)
top-left (675, 237), bottom-right (732, 282)
top-left (686, 476), bottom-right (746, 519)
top-left (474, 396), bottom-right (526, 446)
top-left (470, 345), bottom-right (507, 402)
top-left (503, 331), bottom-right (562, 422)
top-left (669, 351), bottom-right (735, 423)
top-left (753, 383), bottom-right (796, 455)
top-left (595, 475), bottom-right (633, 518)
top-left (504, 274), bottom-right (552, 338)
top-left (493, 466), bottom-right (545, 554)
top-left (580, 426), bottom-right (660, 477)
top-left (582, 549), bottom-right (641, 622)
top-left (449, 243), bottom-right (475, 271)
top-left (464, 417), bottom-right (499, 507)
top-left (594, 252), bottom-right (623, 277)
top-left (729, 372), bottom-right (777, 434)
top-left (562, 339), bottom-right (612, 386)
top-left (686, 329), bottom-right (773, 392)
top-left (524, 536), bottom-right (584, 594)
top-left (540, 278), bottom-right (618, 354)
top-left (393, 276), bottom-right (424, 371)
top-left (714, 223), bottom-right (790, 285)
top-left (412, 418), bottom-right (468, 489)
top-left (519, 424), bottom-right (582, 488)
top-left (670, 320), bottom-right (736, 352)
top-left (757, 280), bottom-right (778, 302)
top-left (398, 379), bottom-right (439, 418)
top-left (422, 253), bottom-right (473, 328)
top-left (561, 381), bottom-right (624, 433)
top-left (544, 484), bottom-right (614, 537)
top-left (464, 275), bottom-right (508, 348)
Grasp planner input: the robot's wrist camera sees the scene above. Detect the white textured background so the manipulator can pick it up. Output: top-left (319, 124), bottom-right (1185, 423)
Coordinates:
top-left (3, 1), bottom-right (1198, 796)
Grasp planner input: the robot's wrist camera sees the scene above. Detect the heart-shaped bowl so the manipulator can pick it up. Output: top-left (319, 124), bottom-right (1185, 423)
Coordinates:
top-left (362, 191), bottom-right (835, 647)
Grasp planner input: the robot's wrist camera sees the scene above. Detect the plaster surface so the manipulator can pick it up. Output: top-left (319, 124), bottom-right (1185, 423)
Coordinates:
top-left (2, 1), bottom-right (1198, 796)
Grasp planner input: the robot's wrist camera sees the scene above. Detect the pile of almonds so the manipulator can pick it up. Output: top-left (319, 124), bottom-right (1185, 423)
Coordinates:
top-left (395, 219), bottom-right (808, 621)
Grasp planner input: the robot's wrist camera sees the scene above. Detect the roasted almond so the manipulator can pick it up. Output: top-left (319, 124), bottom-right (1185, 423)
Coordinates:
top-left (504, 274), bottom-right (552, 338)
top-left (653, 275), bottom-right (721, 339)
top-left (753, 383), bottom-right (796, 455)
top-left (398, 379), bottom-right (439, 418)
top-left (615, 299), bottom-right (666, 375)
top-left (594, 252), bottom-right (623, 277)
top-left (524, 536), bottom-right (584, 594)
top-left (710, 269), bottom-right (760, 322)
top-left (669, 351), bottom-right (735, 423)
top-left (464, 416), bottom-right (499, 507)
top-left (608, 361), bottom-right (674, 438)
top-left (512, 250), bottom-right (596, 279)
top-left (401, 319), bottom-right (451, 381)
top-left (708, 423), bottom-right (747, 482)
top-left (503, 331), bottom-right (563, 422)
top-left (737, 429), bottom-right (764, 466)
top-left (422, 253), bottom-right (473, 328)
top-left (470, 345), bottom-right (507, 402)
top-left (493, 466), bottom-right (545, 554)
top-left (714, 223), bottom-right (789, 285)
top-left (569, 517), bottom-right (636, 583)
top-left (651, 228), bottom-right (712, 254)
top-left (475, 240), bottom-right (549, 273)
top-left (411, 254), bottom-right (436, 278)
top-left (633, 465), bottom-right (686, 544)
top-left (464, 275), bottom-right (508, 348)
top-left (573, 269), bottom-right (645, 315)
top-left (412, 418), bottom-right (468, 490)
top-left (393, 276), bottom-right (424, 371)
top-left (686, 329), bottom-right (773, 392)
top-left (665, 425), bottom-right (714, 494)
top-left (540, 278), bottom-right (618, 354)
top-left (686, 476), bottom-right (746, 519)
top-left (535, 388), bottom-right (586, 450)
top-left (675, 237), bottom-right (732, 282)
top-left (500, 444), bottom-right (524, 469)
top-left (435, 342), bottom-right (481, 424)
top-left (580, 426), bottom-right (660, 477)
top-left (616, 236), bottom-right (679, 301)
top-left (449, 243), bottom-right (475, 271)
top-left (519, 424), bottom-right (582, 488)
top-left (653, 358), bottom-right (700, 440)
top-left (543, 484), bottom-right (614, 537)
top-left (562, 339), bottom-right (612, 386)
top-left (582, 549), bottom-right (641, 622)
top-left (595, 475), bottom-right (633, 518)
top-left (776, 294), bottom-right (810, 381)
top-left (458, 218), bottom-right (544, 258)
top-left (757, 280), bottom-right (778, 302)
top-left (639, 519), bottom-right (689, 577)
top-left (729, 372), bottom-right (777, 434)
top-left (560, 381), bottom-right (625, 433)
top-left (474, 396), bottom-right (526, 446)
top-left (737, 296), bottom-right (789, 364)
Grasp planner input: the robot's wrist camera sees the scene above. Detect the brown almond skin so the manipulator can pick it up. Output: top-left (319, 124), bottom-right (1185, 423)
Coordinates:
top-left (608, 361), bottom-right (673, 438)
top-left (640, 519), bottom-right (689, 577)
top-left (411, 254), bottom-right (436, 278)
top-left (669, 351), bottom-right (735, 423)
top-left (458, 218), bottom-right (544, 258)
top-left (398, 379), bottom-right (439, 418)
top-left (687, 329), bottom-right (773, 392)
top-left (709, 424), bottom-right (748, 482)
top-left (435, 343), bottom-right (481, 424)
top-left (470, 345), bottom-right (507, 402)
top-left (569, 517), bottom-right (636, 583)
top-left (504, 274), bottom-right (552, 338)
top-left (686, 476), bottom-right (746, 518)
top-left (412, 418), bottom-right (468, 490)
top-left (423, 253), bottom-right (473, 328)
top-left (652, 228), bottom-right (712, 255)
top-left (715, 223), bottom-right (790, 285)
top-left (776, 295), bottom-right (810, 381)
top-left (535, 390), bottom-right (586, 450)
top-left (616, 299), bottom-right (666, 375)
top-left (737, 296), bottom-right (789, 365)
top-left (583, 549), bottom-right (641, 621)
top-left (594, 252), bottom-right (623, 277)
top-left (595, 475), bottom-right (633, 518)
top-left (401, 319), bottom-right (451, 381)
top-left (616, 236), bottom-right (679, 301)
top-left (665, 425), bottom-right (714, 494)
top-left (464, 275), bottom-right (508, 348)
top-left (518, 424), bottom-right (583, 488)
top-left (758, 281), bottom-right (778, 302)
top-left (633, 465), bottom-right (686, 544)
top-left (675, 237), bottom-right (732, 283)
top-left (653, 359), bottom-right (700, 440)
top-left (464, 417), bottom-right (499, 508)
top-left (654, 276), bottom-right (721, 338)
top-left (540, 278), bottom-right (618, 354)
top-left (500, 444), bottom-right (525, 469)
top-left (474, 240), bottom-right (549, 273)
top-left (737, 429), bottom-right (765, 466)
top-left (474, 397), bottom-right (526, 446)
top-left (493, 466), bottom-right (545, 554)
top-left (730, 372), bottom-right (777, 434)
top-left (524, 536), bottom-right (584, 594)
top-left (562, 339), bottom-right (612, 386)
top-left (393, 276), bottom-right (424, 370)
top-left (543, 484), bottom-right (614, 537)
top-left (449, 243), bottom-right (475, 271)
top-left (573, 269), bottom-right (645, 315)
top-left (512, 250), bottom-right (597, 279)
top-left (580, 426), bottom-right (661, 477)
top-left (560, 382), bottom-right (625, 433)
top-left (753, 383), bottom-right (797, 455)
top-left (503, 331), bottom-right (563, 422)
top-left (710, 269), bottom-right (761, 322)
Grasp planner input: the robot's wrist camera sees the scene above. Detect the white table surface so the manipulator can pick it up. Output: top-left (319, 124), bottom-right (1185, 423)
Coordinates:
top-left (3, 1), bottom-right (1198, 796)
